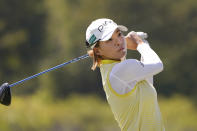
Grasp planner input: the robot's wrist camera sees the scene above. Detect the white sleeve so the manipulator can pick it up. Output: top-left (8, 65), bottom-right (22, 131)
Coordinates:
top-left (111, 43), bottom-right (163, 83)
top-left (140, 40), bottom-right (153, 85)
top-left (141, 55), bottom-right (153, 85)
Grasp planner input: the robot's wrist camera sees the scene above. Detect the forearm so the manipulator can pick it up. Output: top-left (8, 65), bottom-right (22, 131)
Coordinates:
top-left (137, 43), bottom-right (163, 65)
top-left (122, 32), bottom-right (163, 81)
top-left (141, 55), bottom-right (154, 85)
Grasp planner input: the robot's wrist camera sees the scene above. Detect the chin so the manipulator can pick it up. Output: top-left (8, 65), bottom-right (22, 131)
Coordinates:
top-left (121, 51), bottom-right (127, 56)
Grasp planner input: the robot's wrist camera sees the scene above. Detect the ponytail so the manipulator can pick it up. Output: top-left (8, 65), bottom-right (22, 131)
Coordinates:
top-left (87, 42), bottom-right (101, 70)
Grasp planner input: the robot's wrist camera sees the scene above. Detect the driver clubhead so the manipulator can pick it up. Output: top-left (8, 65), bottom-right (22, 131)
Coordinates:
top-left (0, 83), bottom-right (11, 106)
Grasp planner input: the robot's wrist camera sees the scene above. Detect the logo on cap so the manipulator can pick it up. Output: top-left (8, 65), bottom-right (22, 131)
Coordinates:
top-left (89, 34), bottom-right (97, 44)
top-left (97, 20), bottom-right (113, 32)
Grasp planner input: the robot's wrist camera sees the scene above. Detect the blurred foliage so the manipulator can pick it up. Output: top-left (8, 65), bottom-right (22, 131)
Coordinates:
top-left (0, 0), bottom-right (197, 130)
top-left (0, 0), bottom-right (196, 100)
top-left (0, 93), bottom-right (197, 131)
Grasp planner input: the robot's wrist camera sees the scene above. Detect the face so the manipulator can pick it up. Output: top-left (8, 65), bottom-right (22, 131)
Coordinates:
top-left (94, 29), bottom-right (126, 60)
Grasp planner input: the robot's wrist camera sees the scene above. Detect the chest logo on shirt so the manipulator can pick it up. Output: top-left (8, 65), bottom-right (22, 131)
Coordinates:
top-left (139, 62), bottom-right (144, 67)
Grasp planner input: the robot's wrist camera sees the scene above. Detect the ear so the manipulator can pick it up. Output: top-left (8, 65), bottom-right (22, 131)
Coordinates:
top-left (93, 47), bottom-right (101, 56)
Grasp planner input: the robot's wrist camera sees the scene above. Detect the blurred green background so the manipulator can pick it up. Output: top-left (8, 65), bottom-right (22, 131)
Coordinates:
top-left (0, 0), bottom-right (197, 130)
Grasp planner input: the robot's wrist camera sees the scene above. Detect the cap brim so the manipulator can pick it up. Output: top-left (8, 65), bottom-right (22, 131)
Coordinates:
top-left (101, 25), bottom-right (128, 42)
top-left (118, 25), bottom-right (128, 32)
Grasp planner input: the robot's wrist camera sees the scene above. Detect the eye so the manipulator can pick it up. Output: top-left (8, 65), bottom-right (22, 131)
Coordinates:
top-left (108, 38), bottom-right (112, 41)
top-left (118, 32), bottom-right (122, 37)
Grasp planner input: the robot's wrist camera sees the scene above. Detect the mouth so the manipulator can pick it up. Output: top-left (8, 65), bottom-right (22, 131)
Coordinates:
top-left (118, 47), bottom-right (125, 52)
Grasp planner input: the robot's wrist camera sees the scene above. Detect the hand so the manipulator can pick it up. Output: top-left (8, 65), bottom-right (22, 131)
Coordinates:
top-left (125, 31), bottom-right (144, 50)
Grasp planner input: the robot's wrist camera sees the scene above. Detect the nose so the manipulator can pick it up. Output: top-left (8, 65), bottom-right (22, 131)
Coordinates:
top-left (115, 37), bottom-right (123, 47)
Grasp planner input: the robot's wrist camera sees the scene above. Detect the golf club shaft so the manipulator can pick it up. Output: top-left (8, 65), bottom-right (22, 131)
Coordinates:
top-left (9, 54), bottom-right (89, 88)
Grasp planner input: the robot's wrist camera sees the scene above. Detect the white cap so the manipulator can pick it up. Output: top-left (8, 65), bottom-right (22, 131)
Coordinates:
top-left (86, 18), bottom-right (128, 48)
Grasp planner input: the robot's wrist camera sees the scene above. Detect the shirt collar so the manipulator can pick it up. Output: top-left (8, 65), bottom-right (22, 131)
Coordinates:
top-left (100, 59), bottom-right (120, 65)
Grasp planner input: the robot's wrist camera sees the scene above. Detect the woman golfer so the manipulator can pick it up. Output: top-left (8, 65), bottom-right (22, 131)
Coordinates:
top-left (85, 18), bottom-right (165, 131)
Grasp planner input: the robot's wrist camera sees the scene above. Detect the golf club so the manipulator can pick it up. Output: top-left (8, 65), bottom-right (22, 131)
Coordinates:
top-left (0, 31), bottom-right (147, 106)
top-left (0, 54), bottom-right (89, 106)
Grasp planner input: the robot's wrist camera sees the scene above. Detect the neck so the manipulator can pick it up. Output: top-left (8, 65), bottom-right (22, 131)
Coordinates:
top-left (100, 56), bottom-right (121, 61)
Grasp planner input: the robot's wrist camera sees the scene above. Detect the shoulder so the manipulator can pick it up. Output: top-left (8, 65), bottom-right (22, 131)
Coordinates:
top-left (113, 59), bottom-right (139, 71)
top-left (111, 59), bottom-right (140, 75)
